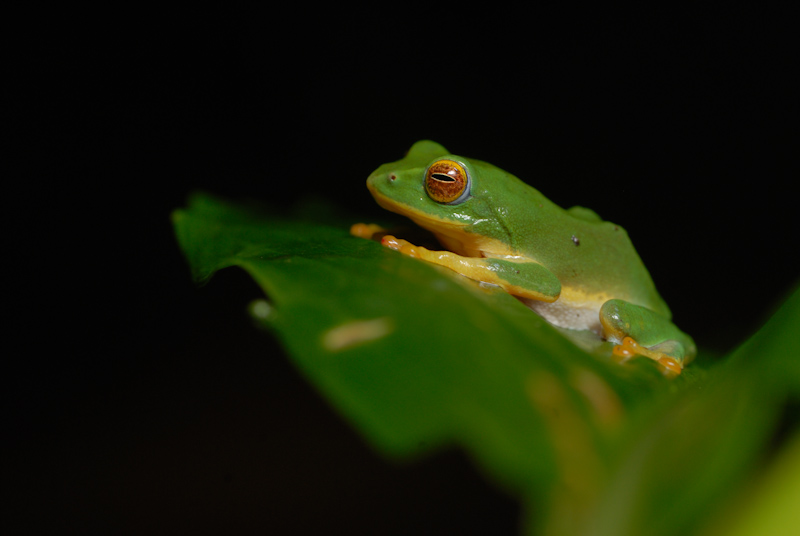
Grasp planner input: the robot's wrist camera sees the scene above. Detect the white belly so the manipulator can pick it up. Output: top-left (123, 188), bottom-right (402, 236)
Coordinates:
top-left (519, 296), bottom-right (603, 335)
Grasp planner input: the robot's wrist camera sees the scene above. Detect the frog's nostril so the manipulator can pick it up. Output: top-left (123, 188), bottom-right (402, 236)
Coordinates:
top-left (388, 173), bottom-right (396, 182)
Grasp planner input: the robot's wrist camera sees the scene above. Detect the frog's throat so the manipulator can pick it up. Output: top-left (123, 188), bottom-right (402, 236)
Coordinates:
top-left (370, 189), bottom-right (516, 258)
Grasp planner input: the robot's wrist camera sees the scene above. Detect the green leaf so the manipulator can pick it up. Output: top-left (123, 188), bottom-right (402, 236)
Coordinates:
top-left (709, 429), bottom-right (800, 536)
top-left (173, 193), bottom-right (799, 536)
top-left (584, 286), bottom-right (800, 536)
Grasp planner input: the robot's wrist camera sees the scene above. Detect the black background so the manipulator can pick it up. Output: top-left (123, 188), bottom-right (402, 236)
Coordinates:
top-left (7, 12), bottom-right (797, 535)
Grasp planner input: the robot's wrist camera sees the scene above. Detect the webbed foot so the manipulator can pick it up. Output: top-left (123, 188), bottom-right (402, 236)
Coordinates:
top-left (612, 336), bottom-right (683, 375)
top-left (350, 223), bottom-right (387, 240)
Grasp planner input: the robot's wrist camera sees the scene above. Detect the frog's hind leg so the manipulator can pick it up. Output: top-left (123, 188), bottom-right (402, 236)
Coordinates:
top-left (599, 299), bottom-right (696, 374)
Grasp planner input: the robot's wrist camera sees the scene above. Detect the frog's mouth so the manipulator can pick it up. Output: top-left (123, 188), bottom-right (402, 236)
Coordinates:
top-left (367, 181), bottom-right (462, 227)
top-left (367, 184), bottom-right (489, 257)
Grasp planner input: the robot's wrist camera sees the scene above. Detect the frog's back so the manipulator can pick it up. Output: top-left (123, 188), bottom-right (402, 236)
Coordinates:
top-left (480, 171), bottom-right (670, 318)
top-left (531, 206), bottom-right (670, 317)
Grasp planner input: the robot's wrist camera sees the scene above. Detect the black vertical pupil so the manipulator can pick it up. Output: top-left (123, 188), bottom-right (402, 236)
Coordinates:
top-left (432, 173), bottom-right (456, 182)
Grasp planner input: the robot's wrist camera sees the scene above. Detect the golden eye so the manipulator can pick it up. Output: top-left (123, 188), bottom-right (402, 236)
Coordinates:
top-left (425, 159), bottom-right (470, 204)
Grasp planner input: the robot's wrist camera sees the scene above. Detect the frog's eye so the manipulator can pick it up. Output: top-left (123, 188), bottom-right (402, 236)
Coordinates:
top-left (425, 159), bottom-right (471, 204)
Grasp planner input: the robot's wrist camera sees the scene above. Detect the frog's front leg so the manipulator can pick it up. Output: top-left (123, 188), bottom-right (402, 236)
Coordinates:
top-left (599, 299), bottom-right (696, 374)
top-left (380, 235), bottom-right (561, 302)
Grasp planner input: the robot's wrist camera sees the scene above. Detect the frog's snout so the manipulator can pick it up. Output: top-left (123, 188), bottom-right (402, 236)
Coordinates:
top-left (366, 171), bottom-right (395, 197)
top-left (366, 173), bottom-right (379, 195)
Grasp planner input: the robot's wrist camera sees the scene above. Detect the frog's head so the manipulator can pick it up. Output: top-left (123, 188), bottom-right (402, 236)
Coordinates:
top-left (366, 140), bottom-right (522, 256)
